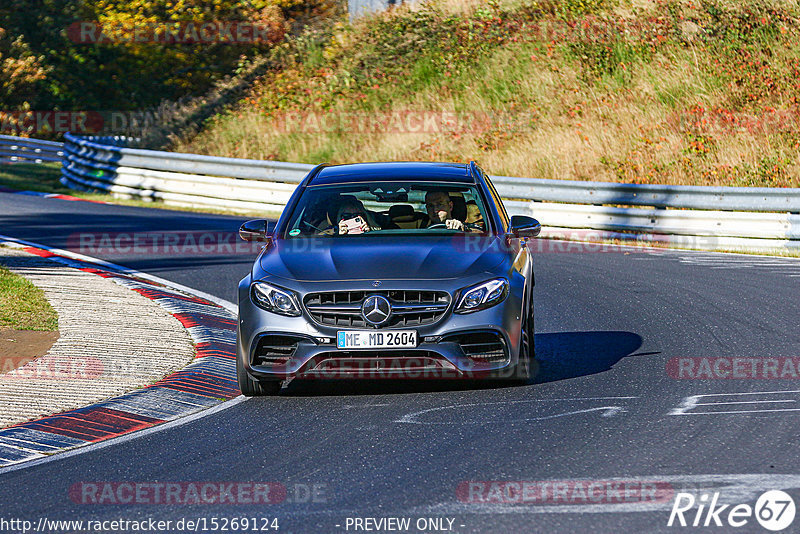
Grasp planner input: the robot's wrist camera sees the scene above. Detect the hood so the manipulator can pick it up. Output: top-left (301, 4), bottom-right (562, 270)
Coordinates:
top-left (258, 235), bottom-right (508, 282)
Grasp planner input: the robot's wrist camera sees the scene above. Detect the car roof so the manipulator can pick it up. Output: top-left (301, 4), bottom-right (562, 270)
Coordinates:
top-left (308, 162), bottom-right (474, 186)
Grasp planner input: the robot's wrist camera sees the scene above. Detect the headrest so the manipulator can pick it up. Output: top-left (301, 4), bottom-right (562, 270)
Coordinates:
top-left (450, 195), bottom-right (467, 222)
top-left (389, 204), bottom-right (415, 218)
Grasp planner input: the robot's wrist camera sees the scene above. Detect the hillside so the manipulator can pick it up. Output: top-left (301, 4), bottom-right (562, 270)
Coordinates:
top-left (0, 0), bottom-right (334, 138)
top-left (176, 0), bottom-right (800, 187)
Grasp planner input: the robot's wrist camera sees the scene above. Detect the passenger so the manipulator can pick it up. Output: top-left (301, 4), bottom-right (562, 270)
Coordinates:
top-left (464, 200), bottom-right (485, 230)
top-left (319, 196), bottom-right (377, 235)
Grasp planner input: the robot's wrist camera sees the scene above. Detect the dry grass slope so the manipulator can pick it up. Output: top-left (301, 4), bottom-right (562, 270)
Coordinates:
top-left (177, 0), bottom-right (800, 187)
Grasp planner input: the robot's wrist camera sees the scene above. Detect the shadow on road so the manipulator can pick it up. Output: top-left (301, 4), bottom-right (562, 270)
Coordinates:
top-left (280, 330), bottom-right (646, 397)
top-left (533, 330), bottom-right (645, 384)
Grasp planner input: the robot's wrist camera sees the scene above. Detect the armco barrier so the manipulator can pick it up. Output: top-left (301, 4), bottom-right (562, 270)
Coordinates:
top-left (61, 133), bottom-right (309, 212)
top-left (492, 175), bottom-right (800, 212)
top-left (4, 134), bottom-right (800, 251)
top-left (0, 135), bottom-right (63, 164)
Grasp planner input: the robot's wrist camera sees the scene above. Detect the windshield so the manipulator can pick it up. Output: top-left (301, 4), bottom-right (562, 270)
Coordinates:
top-left (283, 182), bottom-right (491, 237)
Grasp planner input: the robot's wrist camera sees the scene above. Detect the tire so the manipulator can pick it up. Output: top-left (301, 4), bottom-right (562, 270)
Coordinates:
top-left (513, 314), bottom-right (533, 383)
top-left (237, 354), bottom-right (282, 396)
top-left (512, 284), bottom-right (536, 384)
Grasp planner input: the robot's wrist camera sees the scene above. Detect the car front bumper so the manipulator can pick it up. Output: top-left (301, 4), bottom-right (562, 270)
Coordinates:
top-left (237, 274), bottom-right (527, 380)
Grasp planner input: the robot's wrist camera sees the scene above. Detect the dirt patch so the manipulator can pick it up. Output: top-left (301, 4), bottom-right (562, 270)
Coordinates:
top-left (0, 327), bottom-right (59, 374)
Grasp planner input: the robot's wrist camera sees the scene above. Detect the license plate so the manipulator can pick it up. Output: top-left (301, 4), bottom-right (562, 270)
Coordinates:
top-left (337, 330), bottom-right (417, 349)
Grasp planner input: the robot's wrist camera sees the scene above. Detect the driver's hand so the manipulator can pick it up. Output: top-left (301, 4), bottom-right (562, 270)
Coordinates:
top-left (445, 219), bottom-right (464, 230)
top-left (338, 220), bottom-right (349, 234)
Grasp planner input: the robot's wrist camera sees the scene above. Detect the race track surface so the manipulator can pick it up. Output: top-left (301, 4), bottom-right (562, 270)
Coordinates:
top-left (2, 192), bottom-right (800, 533)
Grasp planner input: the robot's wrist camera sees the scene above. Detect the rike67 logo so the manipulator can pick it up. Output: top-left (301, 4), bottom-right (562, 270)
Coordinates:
top-left (668, 490), bottom-right (796, 531)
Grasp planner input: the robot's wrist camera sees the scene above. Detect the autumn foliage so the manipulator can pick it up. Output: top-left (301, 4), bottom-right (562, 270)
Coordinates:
top-left (0, 0), bottom-right (300, 118)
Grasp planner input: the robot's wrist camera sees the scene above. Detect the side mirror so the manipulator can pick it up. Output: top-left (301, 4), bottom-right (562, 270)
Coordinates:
top-left (509, 215), bottom-right (541, 238)
top-left (239, 219), bottom-right (269, 242)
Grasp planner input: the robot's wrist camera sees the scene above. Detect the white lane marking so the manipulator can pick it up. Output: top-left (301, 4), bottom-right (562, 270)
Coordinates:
top-left (343, 404), bottom-right (392, 409)
top-left (0, 234), bottom-right (245, 473)
top-left (0, 234), bottom-right (236, 314)
top-left (0, 396), bottom-right (247, 475)
top-left (396, 397), bottom-right (636, 424)
top-left (694, 400), bottom-right (796, 406)
top-left (670, 390), bottom-right (800, 415)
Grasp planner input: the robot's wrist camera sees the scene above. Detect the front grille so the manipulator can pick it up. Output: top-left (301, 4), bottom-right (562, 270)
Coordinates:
top-left (253, 335), bottom-right (301, 365)
top-left (304, 290), bottom-right (450, 328)
top-left (443, 332), bottom-right (507, 363)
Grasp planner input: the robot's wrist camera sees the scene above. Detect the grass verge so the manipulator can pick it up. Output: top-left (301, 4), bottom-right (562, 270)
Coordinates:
top-left (0, 263), bottom-right (58, 331)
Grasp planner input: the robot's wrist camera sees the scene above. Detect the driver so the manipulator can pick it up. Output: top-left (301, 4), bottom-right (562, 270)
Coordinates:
top-left (424, 191), bottom-right (464, 230)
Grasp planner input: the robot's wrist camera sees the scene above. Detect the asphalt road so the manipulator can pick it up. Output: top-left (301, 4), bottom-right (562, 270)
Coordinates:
top-left (2, 192), bottom-right (800, 533)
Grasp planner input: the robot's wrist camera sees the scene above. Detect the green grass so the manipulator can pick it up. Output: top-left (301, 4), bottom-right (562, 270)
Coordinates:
top-left (0, 263), bottom-right (58, 331)
top-left (0, 163), bottom-right (66, 194)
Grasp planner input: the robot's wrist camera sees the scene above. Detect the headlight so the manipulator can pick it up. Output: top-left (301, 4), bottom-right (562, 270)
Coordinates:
top-left (455, 278), bottom-right (508, 314)
top-left (251, 281), bottom-right (302, 317)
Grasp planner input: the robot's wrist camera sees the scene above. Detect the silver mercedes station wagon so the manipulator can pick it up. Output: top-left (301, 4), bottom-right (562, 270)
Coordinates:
top-left (236, 161), bottom-right (541, 395)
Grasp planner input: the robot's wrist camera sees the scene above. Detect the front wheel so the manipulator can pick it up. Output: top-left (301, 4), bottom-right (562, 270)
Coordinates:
top-left (237, 355), bottom-right (282, 396)
top-left (512, 298), bottom-right (536, 383)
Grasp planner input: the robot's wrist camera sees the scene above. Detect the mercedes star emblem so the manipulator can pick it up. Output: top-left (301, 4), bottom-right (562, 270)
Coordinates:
top-left (361, 295), bottom-right (391, 326)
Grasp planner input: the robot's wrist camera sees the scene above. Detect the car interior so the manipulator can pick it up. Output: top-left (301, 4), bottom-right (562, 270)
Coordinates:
top-left (288, 185), bottom-right (487, 236)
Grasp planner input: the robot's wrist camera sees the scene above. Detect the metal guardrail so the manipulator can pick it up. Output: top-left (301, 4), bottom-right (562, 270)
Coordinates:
top-left (503, 201), bottom-right (800, 240)
top-left (61, 133), bottom-right (310, 212)
top-left (3, 134), bottom-right (799, 251)
top-left (493, 175), bottom-right (800, 213)
top-left (0, 135), bottom-right (63, 164)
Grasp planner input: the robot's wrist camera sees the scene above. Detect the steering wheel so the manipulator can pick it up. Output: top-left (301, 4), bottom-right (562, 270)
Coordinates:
top-left (427, 223), bottom-right (449, 230)
top-left (464, 222), bottom-right (485, 231)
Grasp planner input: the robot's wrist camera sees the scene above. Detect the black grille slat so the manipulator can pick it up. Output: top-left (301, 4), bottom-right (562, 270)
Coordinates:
top-left (305, 290), bottom-right (449, 329)
top-left (460, 342), bottom-right (502, 350)
top-left (254, 335), bottom-right (302, 365)
top-left (442, 332), bottom-right (507, 363)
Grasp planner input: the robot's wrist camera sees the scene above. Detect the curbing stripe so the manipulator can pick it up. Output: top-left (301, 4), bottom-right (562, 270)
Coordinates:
top-left (0, 447), bottom-right (44, 463)
top-left (0, 428), bottom-right (86, 450)
top-left (0, 240), bottom-right (240, 468)
top-left (25, 408), bottom-right (165, 442)
top-left (93, 388), bottom-right (222, 421)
